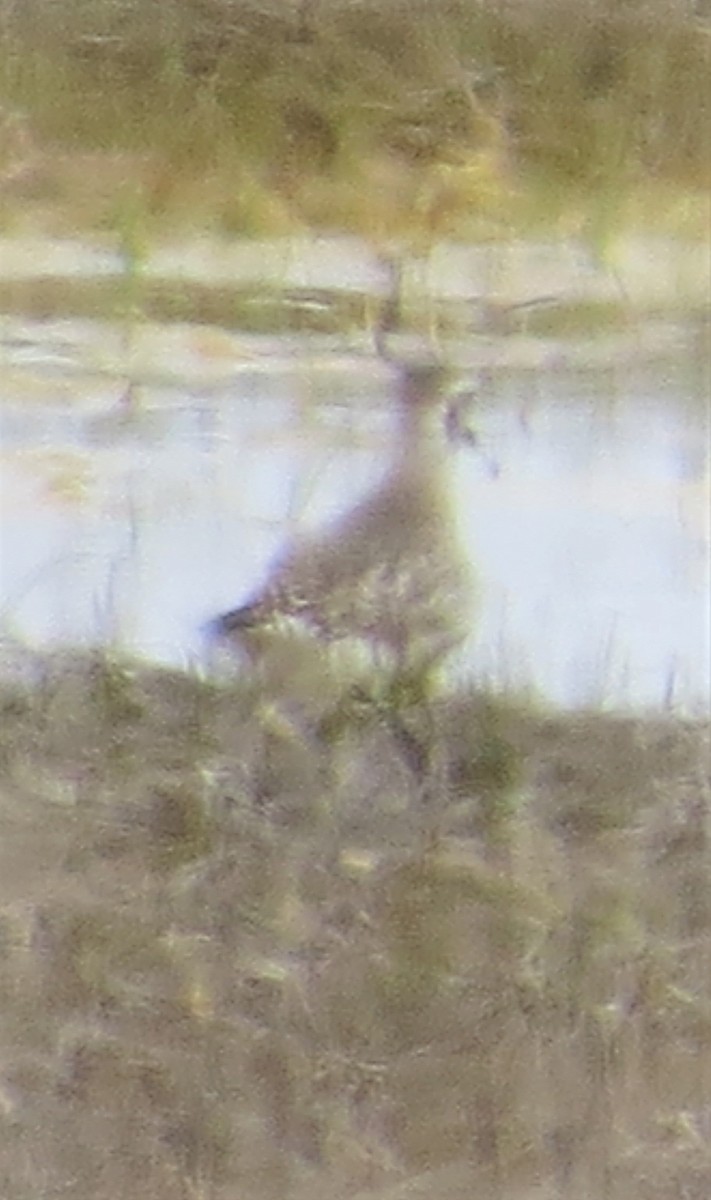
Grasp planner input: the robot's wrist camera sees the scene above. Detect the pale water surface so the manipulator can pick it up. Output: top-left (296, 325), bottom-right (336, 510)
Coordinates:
top-left (0, 238), bottom-right (708, 712)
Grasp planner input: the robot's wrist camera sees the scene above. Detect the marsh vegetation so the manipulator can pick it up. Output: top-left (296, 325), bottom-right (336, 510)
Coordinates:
top-left (1, 0), bottom-right (708, 243)
top-left (0, 3), bottom-right (709, 1197)
top-left (0, 651), bottom-right (709, 1198)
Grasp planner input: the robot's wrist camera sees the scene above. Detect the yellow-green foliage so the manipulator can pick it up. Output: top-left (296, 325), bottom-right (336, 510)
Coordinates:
top-left (0, 0), bottom-right (708, 236)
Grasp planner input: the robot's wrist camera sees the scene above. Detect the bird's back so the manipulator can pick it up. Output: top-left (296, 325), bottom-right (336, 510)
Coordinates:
top-left (215, 359), bottom-right (475, 680)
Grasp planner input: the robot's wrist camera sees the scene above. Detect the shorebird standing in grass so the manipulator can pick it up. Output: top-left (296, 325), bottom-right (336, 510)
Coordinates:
top-left (211, 355), bottom-right (480, 724)
top-left (210, 356), bottom-right (477, 713)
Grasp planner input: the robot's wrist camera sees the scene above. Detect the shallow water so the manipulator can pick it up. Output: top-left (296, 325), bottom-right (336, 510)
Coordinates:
top-left (0, 237), bottom-right (708, 712)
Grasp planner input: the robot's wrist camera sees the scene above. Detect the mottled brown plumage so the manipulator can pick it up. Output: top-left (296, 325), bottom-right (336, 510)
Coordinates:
top-left (213, 361), bottom-right (474, 684)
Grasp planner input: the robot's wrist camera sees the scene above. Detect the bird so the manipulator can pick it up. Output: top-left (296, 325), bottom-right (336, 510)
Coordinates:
top-left (210, 357), bottom-right (476, 705)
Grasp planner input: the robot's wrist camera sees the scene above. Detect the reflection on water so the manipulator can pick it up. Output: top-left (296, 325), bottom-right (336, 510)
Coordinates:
top-left (0, 314), bottom-right (708, 713)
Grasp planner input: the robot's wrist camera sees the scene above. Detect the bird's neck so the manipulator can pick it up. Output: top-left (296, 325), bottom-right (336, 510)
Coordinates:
top-left (394, 404), bottom-right (450, 483)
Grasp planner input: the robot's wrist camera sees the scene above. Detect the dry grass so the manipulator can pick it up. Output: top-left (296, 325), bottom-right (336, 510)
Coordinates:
top-left (0, 647), bottom-right (709, 1198)
top-left (0, 0), bottom-right (709, 240)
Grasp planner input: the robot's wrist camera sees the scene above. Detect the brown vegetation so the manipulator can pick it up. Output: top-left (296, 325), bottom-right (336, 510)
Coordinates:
top-left (0, 0), bottom-right (708, 237)
top-left (0, 649), bottom-right (708, 1197)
